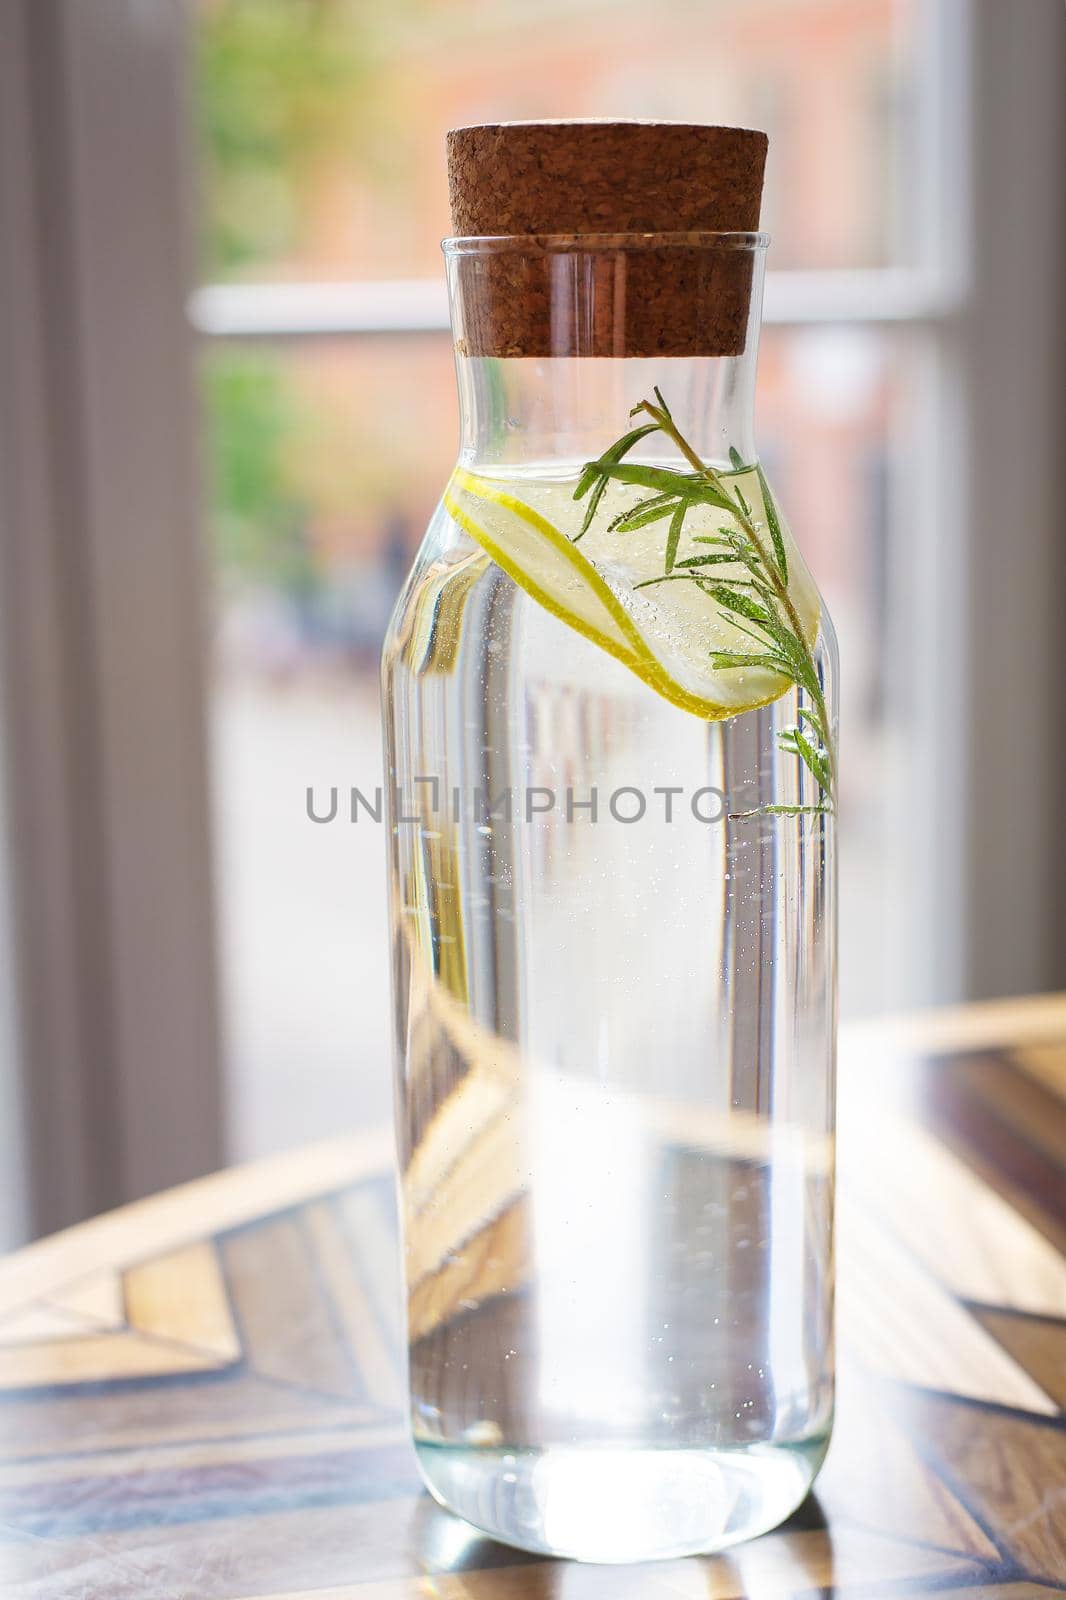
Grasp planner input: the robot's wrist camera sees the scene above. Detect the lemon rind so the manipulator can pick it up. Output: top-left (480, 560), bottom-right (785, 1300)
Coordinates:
top-left (445, 467), bottom-right (792, 723)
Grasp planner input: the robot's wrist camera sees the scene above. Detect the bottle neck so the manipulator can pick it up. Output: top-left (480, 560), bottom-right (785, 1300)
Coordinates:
top-left (452, 349), bottom-right (760, 474)
top-left (444, 235), bottom-right (767, 475)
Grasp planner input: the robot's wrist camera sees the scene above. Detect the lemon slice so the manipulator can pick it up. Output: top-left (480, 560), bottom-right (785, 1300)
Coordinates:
top-left (443, 465), bottom-right (820, 721)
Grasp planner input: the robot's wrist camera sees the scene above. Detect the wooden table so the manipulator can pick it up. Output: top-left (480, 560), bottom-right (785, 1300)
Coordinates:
top-left (2, 997), bottom-right (1065, 1599)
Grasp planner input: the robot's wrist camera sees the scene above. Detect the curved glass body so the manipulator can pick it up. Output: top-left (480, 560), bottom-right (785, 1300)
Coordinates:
top-left (382, 236), bottom-right (837, 1562)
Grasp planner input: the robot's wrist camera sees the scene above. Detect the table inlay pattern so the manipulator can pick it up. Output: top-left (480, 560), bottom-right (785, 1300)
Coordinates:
top-left (1, 1001), bottom-right (1065, 1597)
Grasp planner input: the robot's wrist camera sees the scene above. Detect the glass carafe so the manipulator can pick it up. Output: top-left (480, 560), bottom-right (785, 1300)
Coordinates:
top-left (381, 233), bottom-right (837, 1562)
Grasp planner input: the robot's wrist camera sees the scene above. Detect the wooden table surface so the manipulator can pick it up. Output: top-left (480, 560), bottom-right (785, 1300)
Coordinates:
top-left (2, 996), bottom-right (1065, 1599)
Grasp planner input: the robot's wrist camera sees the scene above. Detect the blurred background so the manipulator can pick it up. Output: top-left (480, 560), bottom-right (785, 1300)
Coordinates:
top-left (0, 0), bottom-right (1062, 1246)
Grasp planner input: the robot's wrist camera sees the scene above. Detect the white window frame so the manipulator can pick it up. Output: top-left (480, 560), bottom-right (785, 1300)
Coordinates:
top-left (0, 0), bottom-right (1061, 1242)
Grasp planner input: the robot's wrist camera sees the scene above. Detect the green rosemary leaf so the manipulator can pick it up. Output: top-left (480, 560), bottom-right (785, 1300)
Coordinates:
top-left (593, 462), bottom-right (735, 510)
top-left (774, 636), bottom-right (822, 699)
top-left (763, 803), bottom-right (832, 816)
top-left (700, 576), bottom-right (762, 593)
top-left (750, 576), bottom-right (780, 605)
top-left (675, 553), bottom-right (742, 568)
top-left (706, 582), bottom-right (774, 628)
top-left (757, 464), bottom-right (788, 582)
top-left (608, 493), bottom-right (679, 533)
top-left (634, 572), bottom-right (712, 590)
top-left (593, 462), bottom-right (694, 492)
top-left (695, 582), bottom-right (772, 611)
top-left (768, 621), bottom-right (804, 657)
top-left (614, 505), bottom-right (681, 533)
top-left (575, 475), bottom-right (610, 539)
top-left (664, 500), bottom-right (687, 573)
top-left (787, 652), bottom-right (819, 704)
top-left (709, 650), bottom-right (787, 671)
top-left (779, 727), bottom-right (831, 791)
top-left (723, 529), bottom-right (760, 560)
top-left (574, 423), bottom-right (664, 534)
top-left (575, 421), bottom-right (659, 500)
top-left (728, 445), bottom-right (746, 471)
top-left (743, 614), bottom-right (810, 671)
top-left (721, 614), bottom-right (786, 655)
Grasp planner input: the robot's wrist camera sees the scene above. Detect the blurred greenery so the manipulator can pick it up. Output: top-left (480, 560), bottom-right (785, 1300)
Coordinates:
top-left (197, 0), bottom-right (371, 591)
top-left (197, 0), bottom-right (371, 276)
top-left (204, 355), bottom-right (317, 596)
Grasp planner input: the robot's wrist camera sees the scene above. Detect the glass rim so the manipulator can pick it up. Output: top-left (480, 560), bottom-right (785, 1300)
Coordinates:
top-left (442, 230), bottom-right (771, 257)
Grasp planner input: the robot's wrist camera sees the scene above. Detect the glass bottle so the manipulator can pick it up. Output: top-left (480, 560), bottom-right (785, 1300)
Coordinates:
top-left (381, 219), bottom-right (837, 1558)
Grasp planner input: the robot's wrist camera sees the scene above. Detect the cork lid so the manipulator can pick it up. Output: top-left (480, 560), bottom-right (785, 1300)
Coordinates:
top-left (446, 120), bottom-right (767, 359)
top-left (448, 120), bottom-right (766, 238)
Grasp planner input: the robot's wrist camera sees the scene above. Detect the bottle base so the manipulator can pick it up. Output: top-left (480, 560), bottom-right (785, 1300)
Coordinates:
top-left (414, 1434), bottom-right (829, 1563)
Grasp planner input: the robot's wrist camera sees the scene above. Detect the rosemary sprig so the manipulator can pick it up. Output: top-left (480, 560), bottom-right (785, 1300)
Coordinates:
top-left (575, 387), bottom-right (836, 810)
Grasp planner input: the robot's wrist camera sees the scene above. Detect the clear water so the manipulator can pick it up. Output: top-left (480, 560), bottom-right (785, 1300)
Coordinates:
top-left (382, 484), bottom-right (837, 1562)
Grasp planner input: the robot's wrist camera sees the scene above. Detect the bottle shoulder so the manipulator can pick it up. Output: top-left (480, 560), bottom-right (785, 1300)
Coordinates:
top-left (380, 498), bottom-right (486, 679)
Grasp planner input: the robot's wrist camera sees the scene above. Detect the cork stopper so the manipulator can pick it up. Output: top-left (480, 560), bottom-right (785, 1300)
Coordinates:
top-left (446, 121), bottom-right (767, 359)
